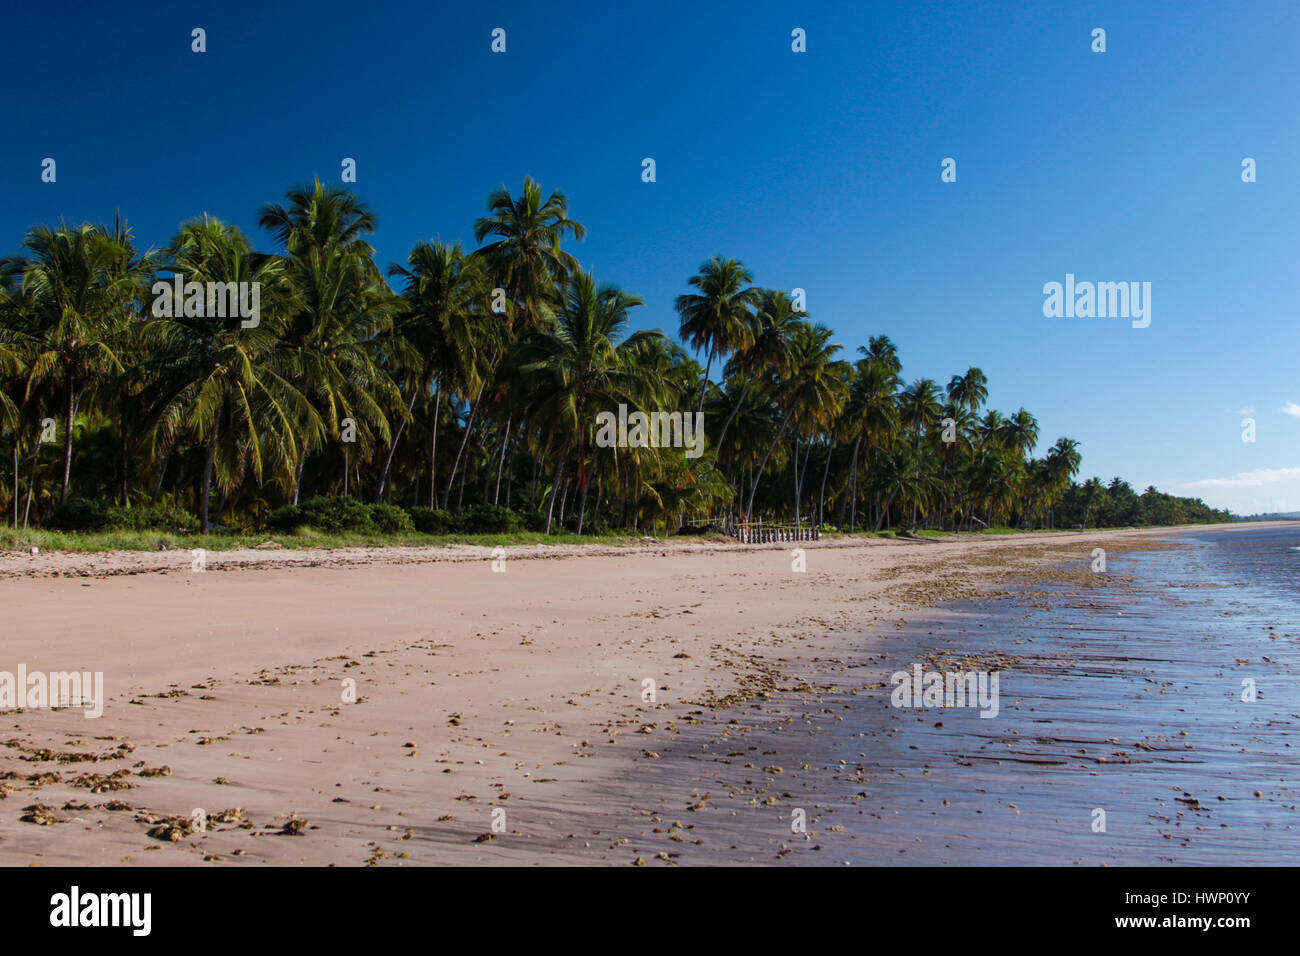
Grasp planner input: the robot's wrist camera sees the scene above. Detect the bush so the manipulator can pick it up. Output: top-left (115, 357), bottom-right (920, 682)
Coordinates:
top-left (104, 504), bottom-right (199, 534)
top-left (45, 498), bottom-right (108, 532)
top-left (370, 503), bottom-right (413, 534)
top-left (268, 496), bottom-right (376, 534)
top-left (407, 507), bottom-right (453, 534)
top-left (454, 504), bottom-right (523, 534)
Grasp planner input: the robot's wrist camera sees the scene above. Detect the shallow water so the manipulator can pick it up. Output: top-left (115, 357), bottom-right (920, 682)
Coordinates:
top-left (609, 525), bottom-right (1300, 865)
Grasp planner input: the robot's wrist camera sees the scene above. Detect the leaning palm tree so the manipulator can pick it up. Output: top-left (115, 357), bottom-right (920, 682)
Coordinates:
top-left (514, 269), bottom-right (656, 534)
top-left (675, 257), bottom-right (760, 416)
top-left (713, 288), bottom-right (801, 452)
top-left (16, 221), bottom-right (149, 504)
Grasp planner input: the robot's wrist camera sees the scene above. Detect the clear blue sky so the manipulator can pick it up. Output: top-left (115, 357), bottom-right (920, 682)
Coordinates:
top-left (2, 0), bottom-right (1296, 513)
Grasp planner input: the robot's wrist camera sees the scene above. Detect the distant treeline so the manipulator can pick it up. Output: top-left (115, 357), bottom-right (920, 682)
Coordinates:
top-left (0, 177), bottom-right (1231, 537)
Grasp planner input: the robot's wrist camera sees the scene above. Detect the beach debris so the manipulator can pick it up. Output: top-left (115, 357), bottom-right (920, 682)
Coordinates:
top-left (20, 803), bottom-right (62, 825)
top-left (71, 769), bottom-right (134, 792)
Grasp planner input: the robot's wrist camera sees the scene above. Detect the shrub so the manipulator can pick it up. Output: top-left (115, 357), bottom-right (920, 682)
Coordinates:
top-left (268, 496), bottom-right (376, 534)
top-left (407, 507), bottom-right (453, 534)
top-left (104, 504), bottom-right (199, 534)
top-left (454, 504), bottom-right (522, 534)
top-left (45, 498), bottom-right (108, 532)
top-left (370, 503), bottom-right (413, 534)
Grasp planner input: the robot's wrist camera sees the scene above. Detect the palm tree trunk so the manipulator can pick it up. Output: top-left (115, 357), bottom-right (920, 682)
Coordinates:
top-left (444, 386), bottom-right (483, 509)
top-left (576, 476), bottom-right (589, 535)
top-left (428, 384), bottom-right (441, 509)
top-left (376, 386), bottom-right (419, 503)
top-left (874, 486), bottom-right (899, 533)
top-left (818, 438), bottom-right (836, 526)
top-left (60, 377), bottom-right (76, 504)
top-left (843, 436), bottom-right (860, 531)
top-left (11, 440), bottom-right (19, 528)
top-left (119, 423), bottom-right (129, 506)
top-left (714, 378), bottom-right (753, 453)
top-left (199, 405), bottom-right (222, 534)
top-left (493, 415), bottom-right (511, 506)
top-left (291, 437), bottom-right (307, 506)
top-left (697, 348), bottom-right (714, 417)
top-left (544, 436), bottom-right (571, 534)
top-left (23, 434), bottom-right (40, 528)
top-left (746, 405), bottom-right (794, 519)
top-left (152, 443), bottom-right (173, 504)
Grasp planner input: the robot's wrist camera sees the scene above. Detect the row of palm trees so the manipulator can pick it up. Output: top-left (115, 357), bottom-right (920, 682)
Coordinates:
top-left (0, 177), bottom-right (1227, 536)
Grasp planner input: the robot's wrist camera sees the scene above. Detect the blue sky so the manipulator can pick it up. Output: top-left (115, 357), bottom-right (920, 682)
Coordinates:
top-left (2, 0), bottom-right (1297, 513)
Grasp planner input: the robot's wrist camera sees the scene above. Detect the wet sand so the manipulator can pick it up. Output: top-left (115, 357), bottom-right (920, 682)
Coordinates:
top-left (0, 524), bottom-right (1289, 866)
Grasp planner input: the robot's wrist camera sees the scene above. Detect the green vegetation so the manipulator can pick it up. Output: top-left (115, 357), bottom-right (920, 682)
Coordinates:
top-left (0, 177), bottom-right (1231, 548)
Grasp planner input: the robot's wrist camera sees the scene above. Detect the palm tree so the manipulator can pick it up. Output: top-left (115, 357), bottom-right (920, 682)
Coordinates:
top-left (675, 257), bottom-right (760, 416)
top-left (745, 322), bottom-right (843, 520)
top-left (462, 179), bottom-right (585, 509)
top-left (16, 221), bottom-right (149, 504)
top-left (473, 177), bottom-right (585, 331)
top-left (153, 217), bottom-right (318, 532)
top-left (514, 269), bottom-right (655, 533)
top-left (259, 181), bottom-right (400, 504)
top-left (839, 352), bottom-right (900, 531)
top-left (381, 240), bottom-right (488, 504)
top-left (714, 289), bottom-right (801, 452)
top-left (946, 367), bottom-right (988, 415)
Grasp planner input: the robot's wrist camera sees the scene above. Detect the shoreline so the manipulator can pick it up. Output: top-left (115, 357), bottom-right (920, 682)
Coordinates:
top-left (1, 521), bottom-right (1284, 583)
top-left (0, 523), bottom-right (1287, 865)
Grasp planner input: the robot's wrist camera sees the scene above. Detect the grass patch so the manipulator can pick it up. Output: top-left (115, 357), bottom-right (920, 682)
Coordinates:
top-left (0, 526), bottom-right (693, 554)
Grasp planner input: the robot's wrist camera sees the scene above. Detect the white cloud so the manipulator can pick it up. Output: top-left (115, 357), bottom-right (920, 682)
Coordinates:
top-left (1280, 402), bottom-right (1300, 418)
top-left (1179, 467), bottom-right (1300, 489)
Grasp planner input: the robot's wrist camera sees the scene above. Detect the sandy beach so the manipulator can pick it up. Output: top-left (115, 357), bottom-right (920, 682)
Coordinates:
top-left (0, 524), bottom-right (1288, 866)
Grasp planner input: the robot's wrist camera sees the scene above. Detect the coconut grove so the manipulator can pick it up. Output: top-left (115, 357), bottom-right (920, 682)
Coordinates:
top-left (0, 177), bottom-right (1230, 546)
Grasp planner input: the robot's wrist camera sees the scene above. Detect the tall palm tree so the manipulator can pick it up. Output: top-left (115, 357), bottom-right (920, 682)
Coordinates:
top-left (713, 289), bottom-right (801, 452)
top-left (946, 367), bottom-right (988, 415)
top-left (675, 257), bottom-right (760, 416)
top-left (259, 181), bottom-right (400, 504)
top-left (153, 217), bottom-right (317, 532)
top-left (473, 177), bottom-right (585, 331)
top-left (381, 240), bottom-right (488, 504)
top-left (839, 353), bottom-right (900, 530)
top-left (16, 221), bottom-right (149, 504)
top-left (745, 322), bottom-right (843, 519)
top-left (514, 270), bottom-right (655, 533)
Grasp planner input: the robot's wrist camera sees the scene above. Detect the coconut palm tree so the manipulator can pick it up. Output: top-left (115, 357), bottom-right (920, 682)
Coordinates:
top-left (514, 269), bottom-right (656, 533)
top-left (745, 322), bottom-right (843, 519)
top-left (380, 240), bottom-right (488, 504)
top-left (675, 257), bottom-right (760, 416)
top-left (713, 289), bottom-right (801, 452)
top-left (473, 176), bottom-right (585, 331)
top-left (839, 352), bottom-right (900, 531)
top-left (259, 181), bottom-right (400, 504)
top-left (15, 221), bottom-right (150, 504)
top-left (152, 217), bottom-right (317, 532)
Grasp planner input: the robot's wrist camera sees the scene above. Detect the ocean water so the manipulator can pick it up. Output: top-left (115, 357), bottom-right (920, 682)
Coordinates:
top-left (831, 523), bottom-right (1300, 865)
top-left (610, 524), bottom-right (1300, 865)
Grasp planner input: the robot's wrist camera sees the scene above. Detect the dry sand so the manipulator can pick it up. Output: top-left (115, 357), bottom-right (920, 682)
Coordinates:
top-left (0, 525), bottom-right (1242, 866)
